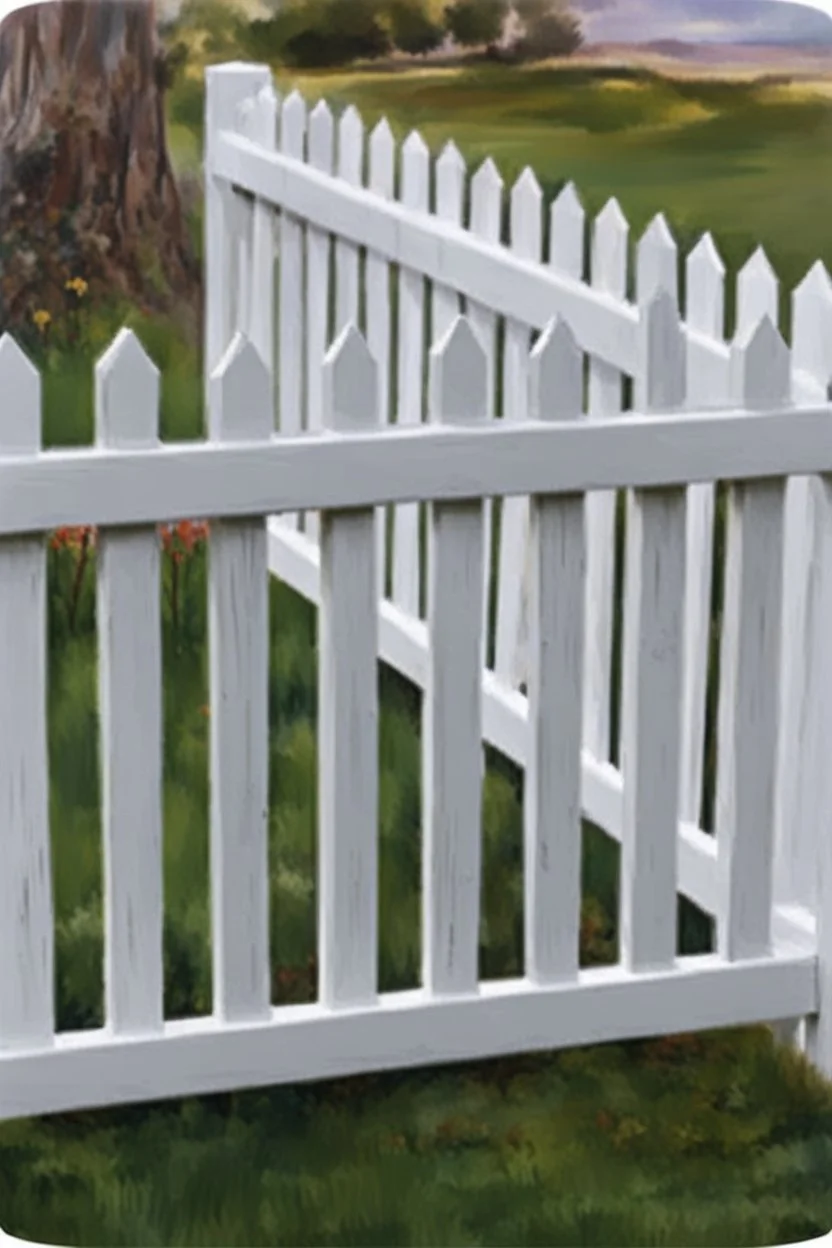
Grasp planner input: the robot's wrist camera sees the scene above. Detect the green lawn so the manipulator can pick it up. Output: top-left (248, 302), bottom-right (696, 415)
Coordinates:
top-left (3, 50), bottom-right (832, 1248)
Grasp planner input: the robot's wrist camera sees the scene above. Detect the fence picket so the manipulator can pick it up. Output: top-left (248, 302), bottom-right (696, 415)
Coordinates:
top-left (0, 337), bottom-right (53, 1051)
top-left (392, 130), bottom-right (430, 618)
top-left (246, 84), bottom-right (279, 391)
top-left (585, 198), bottom-right (628, 763)
top-left (432, 141), bottom-right (466, 341)
top-left (423, 317), bottom-right (487, 996)
top-left (716, 316), bottom-right (791, 962)
top-left (304, 101), bottom-right (335, 544)
top-left (319, 326), bottom-right (380, 1007)
top-left (524, 318), bottom-right (585, 984)
top-left (787, 265), bottom-right (832, 911)
top-left (366, 117), bottom-right (395, 600)
top-left (208, 335), bottom-right (272, 1022)
top-left (96, 330), bottom-right (164, 1036)
top-left (277, 90), bottom-right (307, 530)
top-left (621, 290), bottom-right (687, 973)
top-left (335, 106), bottom-right (364, 336)
top-left (515, 182), bottom-right (585, 690)
top-left (468, 157), bottom-right (503, 665)
top-left (681, 232), bottom-right (726, 828)
top-left (495, 167), bottom-right (542, 687)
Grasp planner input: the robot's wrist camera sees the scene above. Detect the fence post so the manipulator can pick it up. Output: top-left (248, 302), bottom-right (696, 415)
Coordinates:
top-left (204, 62), bottom-right (272, 413)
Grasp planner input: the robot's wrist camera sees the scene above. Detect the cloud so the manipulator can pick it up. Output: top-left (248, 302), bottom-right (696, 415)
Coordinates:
top-left (574, 0), bottom-right (832, 44)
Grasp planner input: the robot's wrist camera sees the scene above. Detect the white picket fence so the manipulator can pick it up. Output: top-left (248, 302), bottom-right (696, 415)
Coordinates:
top-left (1, 60), bottom-right (832, 1123)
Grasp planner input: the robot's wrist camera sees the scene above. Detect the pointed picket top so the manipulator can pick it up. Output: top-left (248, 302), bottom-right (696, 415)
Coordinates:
top-left (731, 314), bottom-right (791, 411)
top-left (338, 105), bottom-right (364, 184)
top-left (429, 316), bottom-right (487, 425)
top-left (529, 317), bottom-right (583, 423)
top-left (253, 82), bottom-right (279, 146)
top-left (792, 261), bottom-right (832, 388)
top-left (591, 197), bottom-right (629, 296)
top-left (549, 182), bottom-right (585, 277)
top-left (510, 167), bottom-right (543, 255)
top-left (402, 128), bottom-right (429, 161)
top-left (0, 334), bottom-right (40, 454)
top-left (636, 212), bottom-right (678, 303)
top-left (95, 329), bottom-right (159, 449)
top-left (436, 140), bottom-right (466, 222)
top-left (209, 332), bottom-right (272, 442)
top-left (686, 232), bottom-right (726, 337)
top-left (736, 245), bottom-right (779, 335)
top-left (470, 157), bottom-right (503, 240)
top-left (308, 98), bottom-right (334, 169)
top-left (639, 288), bottom-right (686, 411)
top-left (281, 88), bottom-right (307, 137)
top-left (323, 324), bottom-right (378, 433)
top-left (401, 129), bottom-right (430, 203)
top-left (368, 116), bottom-right (394, 197)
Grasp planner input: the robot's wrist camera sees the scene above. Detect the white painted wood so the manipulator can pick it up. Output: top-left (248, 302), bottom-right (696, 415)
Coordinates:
top-left (217, 129), bottom-right (823, 412)
top-left (584, 198), bottom-right (627, 764)
top-left (681, 231), bottom-right (725, 828)
top-left (716, 316), bottom-right (791, 962)
top-left (266, 515), bottom-right (814, 956)
top-left (524, 319), bottom-right (585, 983)
top-left (8, 396), bottom-right (832, 537)
top-left (803, 467), bottom-right (832, 1076)
top-left (432, 141), bottom-right (466, 341)
top-left (467, 157), bottom-right (503, 663)
top-left (784, 263), bottom-right (832, 917)
top-left (737, 247), bottom-right (779, 332)
top-left (0, 949), bottom-right (815, 1122)
top-left (245, 84), bottom-right (279, 385)
top-left (304, 100), bottom-right (335, 544)
top-left (637, 213), bottom-right (678, 306)
top-left (495, 167), bottom-right (542, 687)
top-left (205, 63), bottom-right (271, 411)
top-left (319, 326), bottom-right (380, 1008)
top-left (0, 336), bottom-right (53, 1052)
top-left (335, 106), bottom-right (364, 336)
top-left (277, 89), bottom-right (307, 530)
top-left (207, 334), bottom-right (272, 1023)
top-left (233, 97), bottom-right (256, 339)
top-left (95, 330), bottom-right (164, 1036)
top-left (423, 317), bottom-right (487, 996)
top-left (620, 290), bottom-right (687, 973)
top-left (392, 130), bottom-right (430, 618)
top-left (515, 182), bottom-right (585, 692)
top-left (366, 117), bottom-right (395, 601)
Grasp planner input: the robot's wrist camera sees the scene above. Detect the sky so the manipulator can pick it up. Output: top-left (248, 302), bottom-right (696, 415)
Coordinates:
top-left (575, 0), bottom-right (832, 45)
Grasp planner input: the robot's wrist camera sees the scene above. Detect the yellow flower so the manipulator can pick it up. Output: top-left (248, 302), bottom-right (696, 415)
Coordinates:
top-left (32, 309), bottom-right (51, 332)
top-left (65, 277), bottom-right (88, 297)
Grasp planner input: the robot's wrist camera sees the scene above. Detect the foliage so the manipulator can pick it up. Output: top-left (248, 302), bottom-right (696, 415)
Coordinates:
top-left (509, 0), bottom-right (584, 62)
top-left (386, 0), bottom-right (445, 57)
top-left (443, 0), bottom-right (510, 51)
top-left (244, 0), bottom-right (392, 69)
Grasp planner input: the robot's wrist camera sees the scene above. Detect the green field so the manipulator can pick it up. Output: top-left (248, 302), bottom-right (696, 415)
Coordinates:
top-left (3, 43), bottom-right (832, 1248)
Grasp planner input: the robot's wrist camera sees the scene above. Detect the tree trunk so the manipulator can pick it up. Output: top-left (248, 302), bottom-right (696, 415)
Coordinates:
top-left (0, 0), bottom-right (198, 330)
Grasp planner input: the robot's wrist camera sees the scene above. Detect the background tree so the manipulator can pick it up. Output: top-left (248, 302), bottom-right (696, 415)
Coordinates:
top-left (443, 0), bottom-right (510, 54)
top-left (387, 0), bottom-right (445, 57)
top-left (0, 0), bottom-right (197, 330)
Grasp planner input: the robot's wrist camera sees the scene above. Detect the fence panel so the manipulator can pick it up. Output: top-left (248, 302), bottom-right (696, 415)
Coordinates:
top-left (319, 327), bottom-right (380, 1008)
top-left (96, 331), bottom-right (164, 1036)
top-left (524, 318), bottom-right (585, 984)
top-left (0, 336), bottom-right (53, 1052)
top-left (423, 318), bottom-right (488, 996)
top-left (208, 335), bottom-right (272, 1022)
top-left (716, 315), bottom-right (791, 962)
top-left (366, 118), bottom-right (395, 600)
top-left (621, 290), bottom-right (687, 973)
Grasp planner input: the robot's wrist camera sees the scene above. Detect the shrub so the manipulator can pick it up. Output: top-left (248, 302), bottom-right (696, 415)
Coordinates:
top-left (257, 0), bottom-right (392, 69)
top-left (509, 0), bottom-right (583, 62)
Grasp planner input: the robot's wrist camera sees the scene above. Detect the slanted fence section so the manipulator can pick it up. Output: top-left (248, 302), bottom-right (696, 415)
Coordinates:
top-left (208, 64), bottom-right (828, 952)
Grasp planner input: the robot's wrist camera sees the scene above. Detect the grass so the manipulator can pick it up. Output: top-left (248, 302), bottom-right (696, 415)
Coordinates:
top-left (2, 42), bottom-right (832, 1248)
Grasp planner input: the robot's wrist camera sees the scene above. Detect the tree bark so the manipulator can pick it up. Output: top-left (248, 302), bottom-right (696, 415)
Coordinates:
top-left (0, 0), bottom-right (198, 328)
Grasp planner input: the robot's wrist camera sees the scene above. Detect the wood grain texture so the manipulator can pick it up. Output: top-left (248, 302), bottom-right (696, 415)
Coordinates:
top-left (319, 327), bottom-right (380, 1008)
top-left (207, 334), bottom-right (272, 1023)
top-left (0, 336), bottom-right (53, 1052)
top-left (96, 330), bottom-right (164, 1036)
